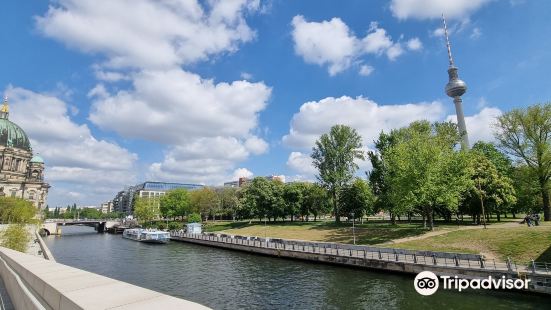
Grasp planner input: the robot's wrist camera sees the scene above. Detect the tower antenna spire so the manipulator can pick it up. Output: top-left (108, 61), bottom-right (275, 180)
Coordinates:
top-left (442, 13), bottom-right (454, 67)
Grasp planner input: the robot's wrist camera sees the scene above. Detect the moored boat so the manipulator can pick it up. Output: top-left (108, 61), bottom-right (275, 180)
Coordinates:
top-left (122, 228), bottom-right (170, 244)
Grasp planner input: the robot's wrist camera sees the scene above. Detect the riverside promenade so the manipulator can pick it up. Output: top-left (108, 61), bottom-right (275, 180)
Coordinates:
top-left (171, 232), bottom-right (551, 295)
top-left (0, 243), bottom-right (210, 309)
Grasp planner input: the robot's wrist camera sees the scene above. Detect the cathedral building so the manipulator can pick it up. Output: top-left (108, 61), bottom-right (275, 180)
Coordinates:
top-left (0, 97), bottom-right (49, 209)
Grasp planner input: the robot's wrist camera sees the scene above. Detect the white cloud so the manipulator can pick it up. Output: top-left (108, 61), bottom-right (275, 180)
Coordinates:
top-left (291, 16), bottom-right (417, 75)
top-left (36, 0), bottom-right (260, 69)
top-left (148, 142), bottom-right (253, 185)
top-left (406, 37), bottom-right (423, 50)
top-left (283, 96), bottom-right (445, 149)
top-left (94, 69), bottom-right (130, 82)
top-left (88, 69), bottom-right (271, 185)
top-left (35, 0), bottom-right (272, 192)
top-left (286, 152), bottom-right (316, 175)
top-left (89, 69), bottom-right (271, 144)
top-left (240, 72), bottom-right (253, 80)
top-left (470, 27), bottom-right (482, 39)
top-left (390, 0), bottom-right (492, 20)
top-left (359, 65), bottom-right (374, 76)
top-left (5, 86), bottom-right (137, 206)
top-left (245, 136), bottom-right (269, 155)
top-left (446, 107), bottom-right (502, 145)
top-left (231, 168), bottom-right (254, 180)
top-left (432, 27), bottom-right (445, 37)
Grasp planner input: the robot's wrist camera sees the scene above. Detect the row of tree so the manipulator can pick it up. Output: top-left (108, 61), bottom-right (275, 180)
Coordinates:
top-left (44, 205), bottom-right (122, 220)
top-left (131, 102), bottom-right (551, 230)
top-left (312, 103), bottom-right (551, 229)
top-left (134, 182), bottom-right (333, 223)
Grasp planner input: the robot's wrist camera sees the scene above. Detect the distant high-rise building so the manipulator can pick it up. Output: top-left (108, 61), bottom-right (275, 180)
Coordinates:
top-left (100, 201), bottom-right (113, 214)
top-left (443, 14), bottom-right (470, 150)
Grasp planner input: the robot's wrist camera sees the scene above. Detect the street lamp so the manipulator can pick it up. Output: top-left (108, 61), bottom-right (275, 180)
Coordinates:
top-left (351, 213), bottom-right (356, 245)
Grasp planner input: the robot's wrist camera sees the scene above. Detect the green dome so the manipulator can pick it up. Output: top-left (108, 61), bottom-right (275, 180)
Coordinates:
top-left (0, 118), bottom-right (31, 151)
top-left (31, 155), bottom-right (44, 163)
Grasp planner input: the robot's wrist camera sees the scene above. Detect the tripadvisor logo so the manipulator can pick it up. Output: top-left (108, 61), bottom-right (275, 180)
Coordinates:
top-left (414, 271), bottom-right (531, 296)
top-left (414, 271), bottom-right (439, 296)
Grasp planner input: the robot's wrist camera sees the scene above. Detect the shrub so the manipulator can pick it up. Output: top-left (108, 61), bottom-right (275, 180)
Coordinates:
top-left (187, 213), bottom-right (201, 223)
top-left (1, 224), bottom-right (30, 252)
top-left (168, 222), bottom-right (179, 231)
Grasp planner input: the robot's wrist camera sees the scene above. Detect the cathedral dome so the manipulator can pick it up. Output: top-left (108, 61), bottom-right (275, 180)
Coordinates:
top-left (0, 98), bottom-right (31, 151)
top-left (30, 155), bottom-right (44, 163)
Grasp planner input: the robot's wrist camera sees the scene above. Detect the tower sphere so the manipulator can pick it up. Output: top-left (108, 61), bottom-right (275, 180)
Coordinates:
top-left (445, 67), bottom-right (467, 98)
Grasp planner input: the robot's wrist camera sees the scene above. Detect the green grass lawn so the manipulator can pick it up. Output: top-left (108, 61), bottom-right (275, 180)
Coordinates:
top-left (204, 219), bottom-right (492, 245)
top-left (388, 222), bottom-right (551, 264)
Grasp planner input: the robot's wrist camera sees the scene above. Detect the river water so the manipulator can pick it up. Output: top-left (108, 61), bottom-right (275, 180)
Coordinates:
top-left (44, 227), bottom-right (548, 309)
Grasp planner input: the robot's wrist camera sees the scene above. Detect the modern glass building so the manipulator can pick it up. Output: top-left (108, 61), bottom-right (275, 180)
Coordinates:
top-left (137, 182), bottom-right (204, 192)
top-left (112, 181), bottom-right (204, 215)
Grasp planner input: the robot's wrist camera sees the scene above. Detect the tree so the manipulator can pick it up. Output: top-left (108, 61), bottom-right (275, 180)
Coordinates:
top-left (241, 177), bottom-right (285, 221)
top-left (512, 164), bottom-right (542, 217)
top-left (302, 184), bottom-right (331, 221)
top-left (386, 121), bottom-right (471, 230)
top-left (133, 197), bottom-right (159, 225)
top-left (339, 178), bottom-right (374, 222)
top-left (495, 103), bottom-right (551, 220)
top-left (471, 141), bottom-right (513, 178)
top-left (190, 187), bottom-right (221, 221)
top-left (369, 131), bottom-right (400, 224)
top-left (160, 189), bottom-right (190, 220)
top-left (218, 187), bottom-right (240, 221)
top-left (0, 197), bottom-right (37, 224)
top-left (311, 125), bottom-right (365, 223)
top-left (462, 152), bottom-right (516, 224)
top-left (283, 182), bottom-right (305, 221)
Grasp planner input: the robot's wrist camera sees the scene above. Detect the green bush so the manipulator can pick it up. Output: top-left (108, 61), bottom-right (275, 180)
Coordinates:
top-left (157, 222), bottom-right (166, 230)
top-left (1, 224), bottom-right (30, 252)
top-left (187, 213), bottom-right (201, 223)
top-left (0, 197), bottom-right (37, 224)
top-left (168, 222), bottom-right (179, 231)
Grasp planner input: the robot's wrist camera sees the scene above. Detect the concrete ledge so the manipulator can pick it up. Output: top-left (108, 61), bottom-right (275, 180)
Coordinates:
top-left (0, 247), bottom-right (210, 310)
top-left (35, 230), bottom-right (55, 262)
top-left (0, 252), bottom-right (45, 310)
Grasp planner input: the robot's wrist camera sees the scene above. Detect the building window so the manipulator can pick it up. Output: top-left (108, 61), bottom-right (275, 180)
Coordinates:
top-left (10, 190), bottom-right (16, 197)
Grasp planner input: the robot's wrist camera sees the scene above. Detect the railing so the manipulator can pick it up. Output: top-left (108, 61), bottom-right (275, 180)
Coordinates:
top-left (170, 231), bottom-right (517, 271)
top-left (530, 261), bottom-right (551, 274)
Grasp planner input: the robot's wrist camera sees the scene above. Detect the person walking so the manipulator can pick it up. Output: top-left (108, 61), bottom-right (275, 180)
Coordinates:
top-left (534, 213), bottom-right (540, 226)
top-left (525, 214), bottom-right (532, 227)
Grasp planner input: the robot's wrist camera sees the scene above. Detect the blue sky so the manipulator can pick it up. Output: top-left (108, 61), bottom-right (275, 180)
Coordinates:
top-left (2, 0), bottom-right (551, 207)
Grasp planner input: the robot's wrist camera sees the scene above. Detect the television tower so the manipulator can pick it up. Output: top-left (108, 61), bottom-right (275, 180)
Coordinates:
top-left (442, 14), bottom-right (469, 150)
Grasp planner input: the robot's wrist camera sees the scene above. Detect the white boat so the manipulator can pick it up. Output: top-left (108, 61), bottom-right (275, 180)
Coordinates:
top-left (122, 228), bottom-right (170, 244)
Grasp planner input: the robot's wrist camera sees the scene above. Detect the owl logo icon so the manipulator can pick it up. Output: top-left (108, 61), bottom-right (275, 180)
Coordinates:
top-left (414, 271), bottom-right (439, 296)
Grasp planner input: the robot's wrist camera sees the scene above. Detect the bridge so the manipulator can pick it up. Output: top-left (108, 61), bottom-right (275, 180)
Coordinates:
top-left (41, 219), bottom-right (120, 235)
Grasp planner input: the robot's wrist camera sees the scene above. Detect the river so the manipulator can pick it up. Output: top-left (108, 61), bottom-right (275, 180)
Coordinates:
top-left (43, 226), bottom-right (548, 309)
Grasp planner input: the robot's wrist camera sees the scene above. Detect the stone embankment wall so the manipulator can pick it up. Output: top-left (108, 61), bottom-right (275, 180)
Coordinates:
top-left (172, 233), bottom-right (551, 295)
